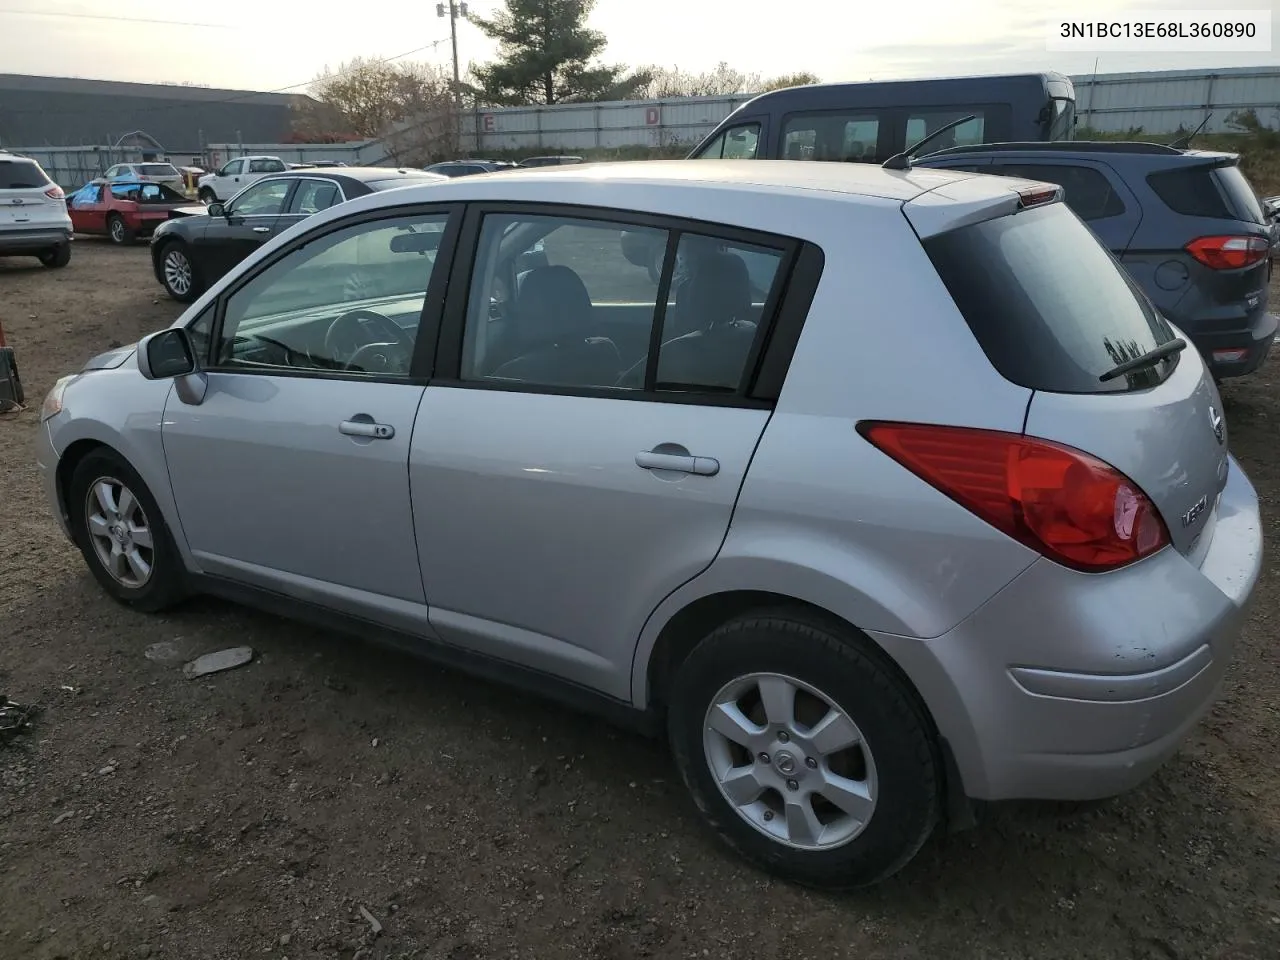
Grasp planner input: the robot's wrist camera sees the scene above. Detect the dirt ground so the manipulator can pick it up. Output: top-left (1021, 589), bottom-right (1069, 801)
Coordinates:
top-left (1, 241), bottom-right (1278, 960)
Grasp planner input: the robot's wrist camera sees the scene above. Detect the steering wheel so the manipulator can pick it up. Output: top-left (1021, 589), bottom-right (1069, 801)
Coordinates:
top-left (324, 309), bottom-right (412, 372)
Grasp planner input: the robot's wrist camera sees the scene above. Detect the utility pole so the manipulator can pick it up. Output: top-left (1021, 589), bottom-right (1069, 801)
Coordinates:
top-left (437, 1), bottom-right (469, 108)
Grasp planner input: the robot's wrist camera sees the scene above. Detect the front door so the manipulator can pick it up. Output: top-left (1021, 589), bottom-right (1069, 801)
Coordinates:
top-left (409, 207), bottom-right (792, 700)
top-left (197, 177), bottom-right (295, 279)
top-left (162, 205), bottom-right (456, 626)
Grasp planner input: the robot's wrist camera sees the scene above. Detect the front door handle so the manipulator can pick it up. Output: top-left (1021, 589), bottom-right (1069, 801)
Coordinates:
top-left (340, 419), bottom-right (395, 440)
top-left (252, 226), bottom-right (271, 234)
top-left (635, 451), bottom-right (720, 476)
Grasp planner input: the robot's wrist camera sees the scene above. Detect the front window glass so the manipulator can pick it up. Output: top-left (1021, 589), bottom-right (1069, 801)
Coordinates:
top-left (216, 212), bottom-right (449, 376)
top-left (228, 180), bottom-right (291, 216)
top-left (696, 124), bottom-right (760, 160)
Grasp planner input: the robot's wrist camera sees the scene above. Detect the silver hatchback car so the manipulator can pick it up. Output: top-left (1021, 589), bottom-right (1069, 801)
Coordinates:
top-left (36, 161), bottom-right (1263, 888)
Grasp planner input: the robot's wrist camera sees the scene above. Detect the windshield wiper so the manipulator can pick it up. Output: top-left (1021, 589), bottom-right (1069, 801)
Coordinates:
top-left (1098, 337), bottom-right (1187, 382)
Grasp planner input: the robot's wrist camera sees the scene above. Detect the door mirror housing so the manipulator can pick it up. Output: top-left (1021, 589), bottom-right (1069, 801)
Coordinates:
top-left (138, 328), bottom-right (196, 380)
top-left (207, 202), bottom-right (227, 218)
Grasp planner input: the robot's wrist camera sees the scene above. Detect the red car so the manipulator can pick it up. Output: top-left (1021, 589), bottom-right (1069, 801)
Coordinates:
top-left (66, 179), bottom-right (200, 245)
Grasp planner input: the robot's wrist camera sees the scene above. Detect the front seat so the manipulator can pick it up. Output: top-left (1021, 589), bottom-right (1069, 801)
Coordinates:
top-left (489, 265), bottom-right (622, 387)
top-left (631, 252), bottom-right (758, 391)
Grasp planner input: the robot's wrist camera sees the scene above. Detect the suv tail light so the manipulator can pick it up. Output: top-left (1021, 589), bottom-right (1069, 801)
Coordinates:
top-left (44, 185), bottom-right (64, 200)
top-left (1185, 235), bottom-right (1269, 270)
top-left (859, 422), bottom-right (1170, 572)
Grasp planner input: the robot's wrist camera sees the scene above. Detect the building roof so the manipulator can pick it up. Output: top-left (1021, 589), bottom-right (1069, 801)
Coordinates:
top-left (0, 74), bottom-right (309, 107)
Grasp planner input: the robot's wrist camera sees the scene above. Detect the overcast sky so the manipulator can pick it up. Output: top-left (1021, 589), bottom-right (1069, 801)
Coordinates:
top-left (0, 0), bottom-right (1275, 93)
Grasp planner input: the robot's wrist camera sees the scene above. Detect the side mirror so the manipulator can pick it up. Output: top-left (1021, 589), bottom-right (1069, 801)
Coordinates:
top-left (207, 202), bottom-right (227, 218)
top-left (138, 328), bottom-right (196, 380)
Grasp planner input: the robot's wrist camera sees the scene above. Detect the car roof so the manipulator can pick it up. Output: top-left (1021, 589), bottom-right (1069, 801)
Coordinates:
top-left (397, 159), bottom-right (989, 203)
top-left (258, 166), bottom-right (447, 183)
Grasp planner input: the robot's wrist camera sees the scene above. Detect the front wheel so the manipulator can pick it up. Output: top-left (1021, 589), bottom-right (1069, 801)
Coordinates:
top-left (198, 187), bottom-right (217, 203)
top-left (68, 449), bottom-right (188, 612)
top-left (667, 610), bottom-right (941, 889)
top-left (107, 213), bottom-right (134, 245)
top-left (158, 242), bottom-right (201, 303)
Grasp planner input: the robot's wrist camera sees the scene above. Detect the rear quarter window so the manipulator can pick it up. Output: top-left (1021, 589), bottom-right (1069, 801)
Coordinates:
top-left (0, 159), bottom-right (51, 189)
top-left (993, 163), bottom-right (1125, 221)
top-left (924, 202), bottom-right (1179, 394)
top-left (1147, 165), bottom-right (1241, 220)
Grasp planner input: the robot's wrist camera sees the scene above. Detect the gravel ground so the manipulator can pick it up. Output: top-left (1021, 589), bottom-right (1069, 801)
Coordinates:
top-left (1, 241), bottom-right (1278, 960)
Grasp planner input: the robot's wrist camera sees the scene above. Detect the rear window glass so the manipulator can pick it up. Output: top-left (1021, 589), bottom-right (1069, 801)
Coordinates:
top-left (139, 164), bottom-right (179, 176)
top-left (924, 202), bottom-right (1179, 394)
top-left (1213, 164), bottom-right (1266, 225)
top-left (0, 159), bottom-right (51, 189)
top-left (1147, 166), bottom-right (1234, 219)
top-left (993, 163), bottom-right (1126, 221)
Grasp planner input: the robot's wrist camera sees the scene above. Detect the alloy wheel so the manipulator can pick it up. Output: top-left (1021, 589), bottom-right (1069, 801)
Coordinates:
top-left (84, 476), bottom-right (154, 588)
top-left (703, 672), bottom-right (878, 851)
top-left (163, 249), bottom-right (192, 296)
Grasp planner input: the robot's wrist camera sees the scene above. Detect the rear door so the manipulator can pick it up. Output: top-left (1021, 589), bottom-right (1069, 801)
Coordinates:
top-left (409, 205), bottom-right (795, 700)
top-left (920, 198), bottom-right (1228, 561)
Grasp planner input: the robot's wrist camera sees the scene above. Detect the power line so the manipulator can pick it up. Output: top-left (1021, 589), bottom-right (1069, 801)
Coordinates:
top-left (0, 40), bottom-right (453, 120)
top-left (0, 8), bottom-right (230, 28)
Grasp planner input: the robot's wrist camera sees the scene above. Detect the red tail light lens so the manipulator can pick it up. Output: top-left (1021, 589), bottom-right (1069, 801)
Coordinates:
top-left (1185, 235), bottom-right (1269, 270)
top-left (44, 185), bottom-right (65, 200)
top-left (859, 422), bottom-right (1170, 572)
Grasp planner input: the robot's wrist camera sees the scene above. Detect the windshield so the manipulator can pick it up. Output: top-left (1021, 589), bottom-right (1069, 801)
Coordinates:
top-left (139, 164), bottom-right (179, 177)
top-left (924, 202), bottom-right (1178, 394)
top-left (1047, 98), bottom-right (1075, 140)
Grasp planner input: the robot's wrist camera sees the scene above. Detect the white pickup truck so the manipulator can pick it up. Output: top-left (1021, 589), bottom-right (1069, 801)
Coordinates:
top-left (197, 155), bottom-right (288, 203)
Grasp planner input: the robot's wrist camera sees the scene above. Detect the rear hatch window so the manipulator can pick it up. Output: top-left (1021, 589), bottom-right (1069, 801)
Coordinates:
top-left (1148, 160), bottom-right (1266, 224)
top-left (139, 164), bottom-right (180, 177)
top-left (0, 159), bottom-right (51, 189)
top-left (923, 202), bottom-right (1180, 394)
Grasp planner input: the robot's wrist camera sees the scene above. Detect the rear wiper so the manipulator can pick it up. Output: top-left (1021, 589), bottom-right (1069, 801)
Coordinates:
top-left (1098, 337), bottom-right (1187, 382)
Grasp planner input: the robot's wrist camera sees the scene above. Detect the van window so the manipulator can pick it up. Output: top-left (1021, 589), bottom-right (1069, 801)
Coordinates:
top-left (782, 113), bottom-right (881, 162)
top-left (906, 110), bottom-right (985, 150)
top-left (696, 124), bottom-right (760, 160)
top-left (924, 202), bottom-right (1178, 394)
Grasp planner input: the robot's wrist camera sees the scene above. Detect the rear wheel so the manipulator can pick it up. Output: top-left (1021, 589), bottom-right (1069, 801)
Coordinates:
top-left (667, 610), bottom-right (941, 889)
top-left (68, 449), bottom-right (188, 612)
top-left (159, 241), bottom-right (201, 303)
top-left (39, 243), bottom-right (71, 268)
top-left (107, 213), bottom-right (134, 245)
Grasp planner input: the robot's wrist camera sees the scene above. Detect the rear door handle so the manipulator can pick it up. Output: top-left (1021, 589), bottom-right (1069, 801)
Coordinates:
top-left (635, 451), bottom-right (720, 476)
top-left (340, 419), bottom-right (395, 440)
top-left (252, 226), bottom-right (271, 234)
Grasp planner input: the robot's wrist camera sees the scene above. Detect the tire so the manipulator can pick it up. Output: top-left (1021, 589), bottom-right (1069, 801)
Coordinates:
top-left (198, 187), bottom-right (217, 204)
top-left (158, 241), bottom-right (201, 303)
top-left (39, 243), bottom-right (71, 269)
top-left (68, 449), bottom-right (188, 612)
top-left (667, 609), bottom-right (941, 889)
top-left (107, 213), bottom-right (134, 245)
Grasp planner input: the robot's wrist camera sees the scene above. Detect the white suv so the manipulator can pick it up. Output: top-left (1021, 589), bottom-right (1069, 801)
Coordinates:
top-left (196, 156), bottom-right (288, 203)
top-left (0, 152), bottom-right (72, 268)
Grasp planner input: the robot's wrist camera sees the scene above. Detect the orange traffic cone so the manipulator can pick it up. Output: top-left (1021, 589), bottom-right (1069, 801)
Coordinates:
top-left (0, 318), bottom-right (25, 410)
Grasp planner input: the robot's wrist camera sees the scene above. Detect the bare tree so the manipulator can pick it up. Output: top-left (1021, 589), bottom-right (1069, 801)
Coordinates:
top-left (293, 57), bottom-right (459, 162)
top-left (623, 63), bottom-right (821, 100)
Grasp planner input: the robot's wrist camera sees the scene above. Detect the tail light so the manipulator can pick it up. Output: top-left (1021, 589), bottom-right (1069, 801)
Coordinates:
top-left (859, 422), bottom-right (1170, 572)
top-left (1185, 235), bottom-right (1269, 270)
top-left (44, 185), bottom-right (65, 200)
top-left (1016, 185), bottom-right (1060, 208)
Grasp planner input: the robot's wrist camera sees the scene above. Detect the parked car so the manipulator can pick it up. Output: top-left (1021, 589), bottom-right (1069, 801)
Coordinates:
top-left (67, 179), bottom-right (201, 244)
top-left (103, 161), bottom-right (186, 194)
top-left (424, 159), bottom-right (518, 177)
top-left (151, 166), bottom-right (446, 302)
top-left (0, 150), bottom-right (72, 268)
top-left (915, 141), bottom-right (1276, 380)
top-left (519, 155), bottom-right (584, 167)
top-left (38, 161), bottom-right (1261, 889)
top-left (197, 156), bottom-right (289, 203)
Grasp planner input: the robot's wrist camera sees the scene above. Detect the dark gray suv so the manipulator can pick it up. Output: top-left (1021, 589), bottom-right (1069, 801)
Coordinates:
top-left (917, 142), bottom-right (1276, 380)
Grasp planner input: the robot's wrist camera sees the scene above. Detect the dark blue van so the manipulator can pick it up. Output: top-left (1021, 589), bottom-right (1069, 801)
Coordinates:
top-left (688, 72), bottom-right (1076, 165)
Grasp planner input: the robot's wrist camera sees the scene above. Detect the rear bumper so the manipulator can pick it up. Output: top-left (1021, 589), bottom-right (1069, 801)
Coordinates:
top-left (1178, 304), bottom-right (1276, 379)
top-left (873, 454), bottom-right (1263, 802)
top-left (0, 226), bottom-right (73, 254)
